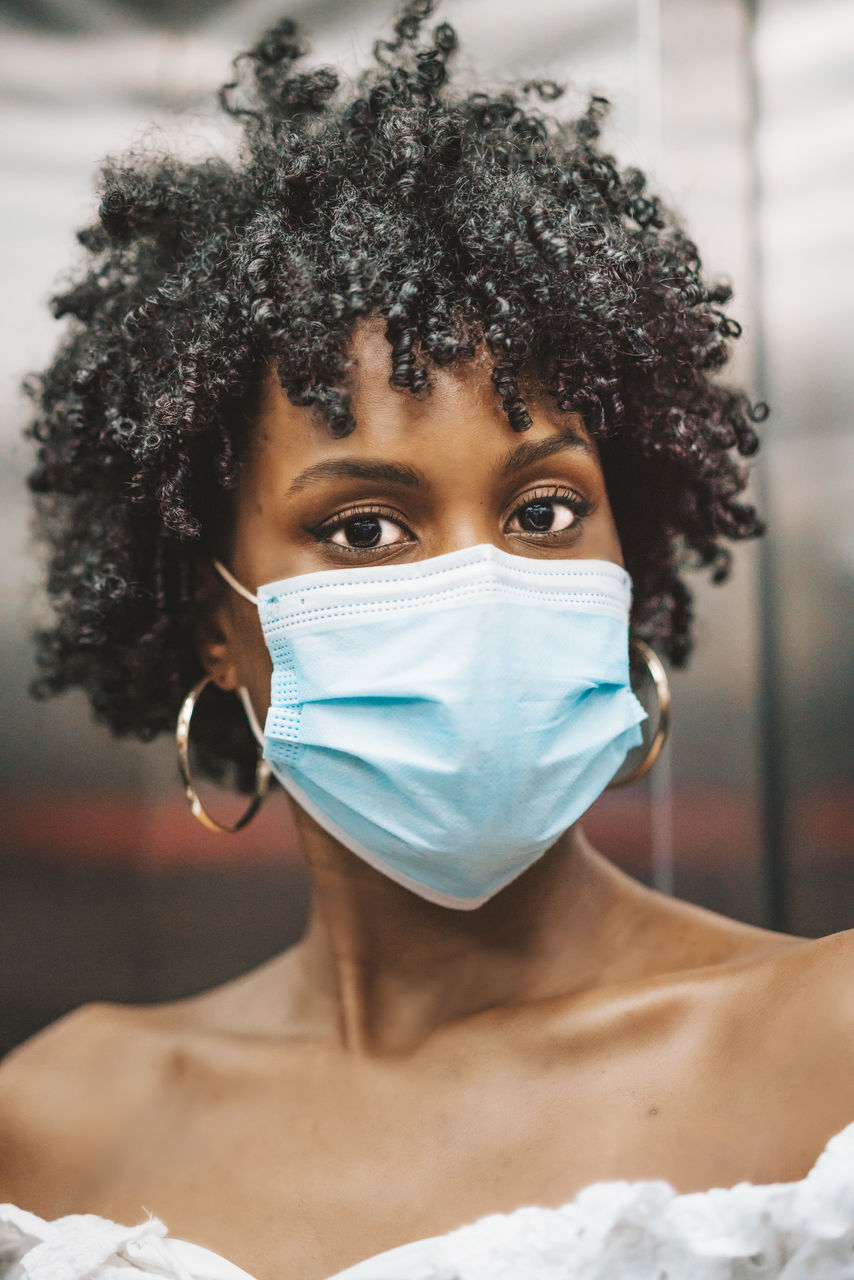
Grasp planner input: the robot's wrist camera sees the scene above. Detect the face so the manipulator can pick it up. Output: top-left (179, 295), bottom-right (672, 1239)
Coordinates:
top-left (201, 322), bottom-right (623, 720)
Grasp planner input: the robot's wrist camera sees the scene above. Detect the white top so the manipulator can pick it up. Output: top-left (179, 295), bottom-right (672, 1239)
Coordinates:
top-left (3, 1120), bottom-right (854, 1280)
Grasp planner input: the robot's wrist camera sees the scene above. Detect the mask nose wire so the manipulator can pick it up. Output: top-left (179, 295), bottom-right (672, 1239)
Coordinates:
top-left (212, 557), bottom-right (259, 606)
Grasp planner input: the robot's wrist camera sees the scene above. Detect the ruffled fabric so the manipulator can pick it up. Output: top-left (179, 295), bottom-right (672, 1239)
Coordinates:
top-left (0, 1205), bottom-right (253, 1280)
top-left (3, 1121), bottom-right (854, 1280)
top-left (331, 1121), bottom-right (854, 1279)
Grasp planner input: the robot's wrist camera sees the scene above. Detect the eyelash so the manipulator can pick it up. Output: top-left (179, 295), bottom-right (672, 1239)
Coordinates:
top-left (508, 485), bottom-right (593, 535)
top-left (309, 487), bottom-right (592, 555)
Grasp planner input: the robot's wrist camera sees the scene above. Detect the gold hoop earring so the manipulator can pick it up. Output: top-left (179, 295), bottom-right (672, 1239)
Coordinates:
top-left (608, 638), bottom-right (671, 789)
top-left (176, 676), bottom-right (271, 833)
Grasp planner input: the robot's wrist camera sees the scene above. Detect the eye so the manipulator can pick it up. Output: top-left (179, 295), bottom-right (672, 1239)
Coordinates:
top-left (331, 515), bottom-right (408, 550)
top-left (506, 487), bottom-right (591, 537)
top-left (312, 506), bottom-right (415, 554)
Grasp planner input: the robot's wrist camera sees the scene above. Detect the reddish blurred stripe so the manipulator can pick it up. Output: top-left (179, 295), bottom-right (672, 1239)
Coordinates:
top-left (0, 790), bottom-right (304, 868)
top-left (0, 784), bottom-right (850, 870)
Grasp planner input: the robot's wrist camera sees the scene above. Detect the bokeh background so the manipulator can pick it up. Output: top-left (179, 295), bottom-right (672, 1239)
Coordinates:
top-left (1, 0), bottom-right (852, 1057)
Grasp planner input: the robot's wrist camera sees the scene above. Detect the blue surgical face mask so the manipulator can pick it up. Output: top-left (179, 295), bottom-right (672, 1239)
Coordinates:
top-left (214, 545), bottom-right (645, 910)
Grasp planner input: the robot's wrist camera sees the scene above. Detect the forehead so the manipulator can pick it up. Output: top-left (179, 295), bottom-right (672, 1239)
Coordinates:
top-left (251, 321), bottom-right (594, 474)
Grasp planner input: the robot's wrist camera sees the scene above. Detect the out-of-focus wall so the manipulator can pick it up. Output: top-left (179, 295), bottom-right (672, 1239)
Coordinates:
top-left (752, 0), bottom-right (854, 933)
top-left (1, 0), bottom-right (851, 1055)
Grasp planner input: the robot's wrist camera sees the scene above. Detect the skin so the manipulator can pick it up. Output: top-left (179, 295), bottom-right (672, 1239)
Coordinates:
top-left (1, 323), bottom-right (853, 1280)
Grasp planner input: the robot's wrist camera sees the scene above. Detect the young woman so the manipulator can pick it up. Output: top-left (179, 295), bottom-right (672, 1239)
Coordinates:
top-left (1, 4), bottom-right (852, 1278)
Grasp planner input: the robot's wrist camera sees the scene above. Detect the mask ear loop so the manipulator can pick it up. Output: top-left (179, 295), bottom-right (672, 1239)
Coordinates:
top-left (211, 556), bottom-right (268, 747)
top-left (212, 557), bottom-right (258, 606)
top-left (209, 558), bottom-right (266, 753)
top-left (209, 558), bottom-right (267, 742)
top-left (239, 685), bottom-right (267, 749)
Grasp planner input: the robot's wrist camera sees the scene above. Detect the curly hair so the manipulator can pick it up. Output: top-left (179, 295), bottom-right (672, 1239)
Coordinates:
top-left (26, 0), bottom-right (766, 785)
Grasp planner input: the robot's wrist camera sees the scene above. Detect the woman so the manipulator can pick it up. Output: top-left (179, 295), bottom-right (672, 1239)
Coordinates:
top-left (1, 3), bottom-right (853, 1278)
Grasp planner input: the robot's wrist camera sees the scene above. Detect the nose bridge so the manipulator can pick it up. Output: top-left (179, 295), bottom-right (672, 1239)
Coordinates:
top-left (431, 499), bottom-right (499, 557)
top-left (376, 362), bottom-right (517, 557)
top-left (425, 440), bottom-right (504, 556)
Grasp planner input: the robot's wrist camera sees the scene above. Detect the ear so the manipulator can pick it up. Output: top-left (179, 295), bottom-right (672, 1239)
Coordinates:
top-left (193, 561), bottom-right (242, 693)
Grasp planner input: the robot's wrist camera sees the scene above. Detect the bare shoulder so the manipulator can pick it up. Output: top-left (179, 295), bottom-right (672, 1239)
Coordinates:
top-left (710, 925), bottom-right (854, 1144)
top-left (617, 895), bottom-right (854, 1161)
top-left (624, 871), bottom-right (802, 974)
top-left (621, 879), bottom-right (854, 1081)
top-left (660, 889), bottom-right (854, 1034)
top-left (749, 924), bottom-right (854, 1012)
top-left (694, 922), bottom-right (854, 1174)
top-left (0, 1000), bottom-right (159, 1101)
top-left (0, 1001), bottom-right (177, 1211)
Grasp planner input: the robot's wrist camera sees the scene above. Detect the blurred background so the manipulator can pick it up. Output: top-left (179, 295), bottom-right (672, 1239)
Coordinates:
top-left (1, 0), bottom-right (852, 1056)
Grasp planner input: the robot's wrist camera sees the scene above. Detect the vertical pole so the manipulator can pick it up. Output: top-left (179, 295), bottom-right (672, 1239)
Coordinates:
top-left (650, 736), bottom-right (675, 897)
top-left (637, 0), bottom-right (675, 896)
top-left (744, 0), bottom-right (788, 930)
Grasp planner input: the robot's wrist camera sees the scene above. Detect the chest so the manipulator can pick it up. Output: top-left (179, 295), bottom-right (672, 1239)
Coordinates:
top-left (72, 1027), bottom-right (815, 1280)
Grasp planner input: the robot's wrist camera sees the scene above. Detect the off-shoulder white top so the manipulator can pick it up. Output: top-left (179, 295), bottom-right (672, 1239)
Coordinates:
top-left (3, 1120), bottom-right (854, 1279)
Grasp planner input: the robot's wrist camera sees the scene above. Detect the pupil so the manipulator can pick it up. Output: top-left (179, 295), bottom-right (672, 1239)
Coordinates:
top-left (346, 516), bottom-right (382, 548)
top-left (521, 501), bottom-right (554, 532)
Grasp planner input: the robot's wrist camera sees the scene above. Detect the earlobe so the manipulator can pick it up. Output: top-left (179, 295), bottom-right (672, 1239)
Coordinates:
top-left (197, 621), bottom-right (241, 693)
top-left (193, 563), bottom-right (242, 693)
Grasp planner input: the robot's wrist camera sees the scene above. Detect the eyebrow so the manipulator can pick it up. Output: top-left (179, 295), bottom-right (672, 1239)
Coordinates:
top-left (286, 427), bottom-right (596, 496)
top-left (287, 458), bottom-right (427, 495)
top-left (498, 430), bottom-right (598, 475)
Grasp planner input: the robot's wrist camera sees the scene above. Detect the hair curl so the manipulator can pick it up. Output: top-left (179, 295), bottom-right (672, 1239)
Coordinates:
top-left (26, 0), bottom-right (766, 785)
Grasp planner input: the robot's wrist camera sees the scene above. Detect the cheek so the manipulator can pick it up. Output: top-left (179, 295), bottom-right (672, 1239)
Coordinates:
top-left (584, 504), bottom-right (624, 566)
top-left (235, 610), bottom-right (274, 721)
top-left (248, 645), bottom-right (274, 723)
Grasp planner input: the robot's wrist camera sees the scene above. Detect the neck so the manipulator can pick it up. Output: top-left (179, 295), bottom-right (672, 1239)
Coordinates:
top-left (286, 807), bottom-right (649, 1056)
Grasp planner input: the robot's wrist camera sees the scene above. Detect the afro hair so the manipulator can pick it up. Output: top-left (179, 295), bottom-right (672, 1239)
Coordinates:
top-left (26, 0), bottom-right (766, 784)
